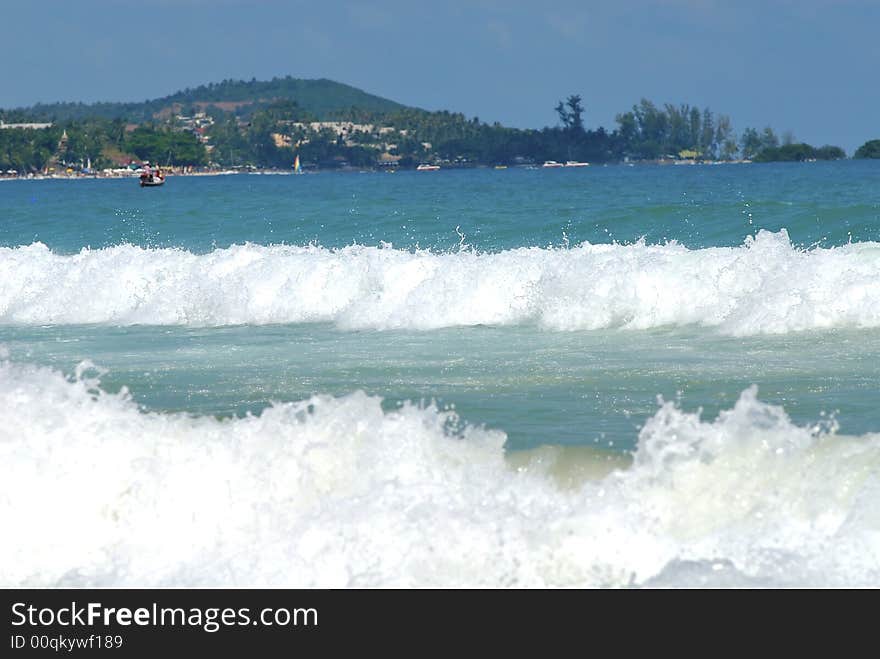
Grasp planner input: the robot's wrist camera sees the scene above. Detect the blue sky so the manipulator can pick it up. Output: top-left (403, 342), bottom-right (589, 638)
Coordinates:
top-left (2, 0), bottom-right (877, 151)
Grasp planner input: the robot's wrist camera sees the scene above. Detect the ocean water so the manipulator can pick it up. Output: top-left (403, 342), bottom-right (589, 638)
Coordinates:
top-left (2, 161), bottom-right (880, 587)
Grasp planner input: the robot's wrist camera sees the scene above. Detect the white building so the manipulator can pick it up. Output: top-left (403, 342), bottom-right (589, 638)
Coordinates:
top-left (0, 120), bottom-right (53, 130)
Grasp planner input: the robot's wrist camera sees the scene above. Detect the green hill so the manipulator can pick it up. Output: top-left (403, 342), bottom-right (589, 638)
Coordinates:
top-left (6, 76), bottom-right (410, 123)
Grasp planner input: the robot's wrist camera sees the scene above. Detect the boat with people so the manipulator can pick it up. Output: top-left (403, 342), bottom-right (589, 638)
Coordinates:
top-left (139, 164), bottom-right (165, 187)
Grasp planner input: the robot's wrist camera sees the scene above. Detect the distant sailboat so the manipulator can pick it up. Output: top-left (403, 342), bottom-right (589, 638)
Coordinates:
top-left (293, 154), bottom-right (302, 174)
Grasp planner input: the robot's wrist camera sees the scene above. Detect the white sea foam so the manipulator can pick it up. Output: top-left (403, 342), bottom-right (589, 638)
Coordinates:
top-left (2, 230), bottom-right (880, 334)
top-left (2, 357), bottom-right (879, 587)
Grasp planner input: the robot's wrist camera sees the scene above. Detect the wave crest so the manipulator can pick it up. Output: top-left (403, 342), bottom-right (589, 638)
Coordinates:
top-left (3, 231), bottom-right (880, 333)
top-left (2, 357), bottom-right (879, 587)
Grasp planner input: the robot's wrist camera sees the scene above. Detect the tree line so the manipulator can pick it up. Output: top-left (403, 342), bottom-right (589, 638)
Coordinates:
top-left (0, 117), bottom-right (206, 171)
top-left (201, 95), bottom-right (859, 168)
top-left (4, 76), bottom-right (404, 125)
top-left (1, 94), bottom-right (873, 173)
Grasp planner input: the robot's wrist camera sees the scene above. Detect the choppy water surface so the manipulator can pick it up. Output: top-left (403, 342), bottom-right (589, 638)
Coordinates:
top-left (2, 160), bottom-right (880, 586)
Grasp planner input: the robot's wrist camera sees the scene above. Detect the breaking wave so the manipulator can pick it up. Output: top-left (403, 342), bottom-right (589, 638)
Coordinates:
top-left (2, 355), bottom-right (879, 587)
top-left (2, 230), bottom-right (880, 334)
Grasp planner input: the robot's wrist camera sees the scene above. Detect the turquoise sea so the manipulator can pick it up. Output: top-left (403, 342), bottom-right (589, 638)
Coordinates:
top-left (2, 161), bottom-right (880, 586)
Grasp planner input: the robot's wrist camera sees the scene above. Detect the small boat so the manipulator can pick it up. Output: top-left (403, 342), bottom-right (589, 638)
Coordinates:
top-left (542, 160), bottom-right (564, 168)
top-left (139, 169), bottom-right (165, 187)
top-left (564, 160), bottom-right (590, 167)
top-left (416, 164), bottom-right (440, 171)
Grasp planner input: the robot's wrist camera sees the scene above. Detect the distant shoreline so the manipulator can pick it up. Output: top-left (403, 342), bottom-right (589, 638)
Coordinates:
top-left (0, 159), bottom-right (777, 183)
top-left (3, 154), bottom-right (874, 184)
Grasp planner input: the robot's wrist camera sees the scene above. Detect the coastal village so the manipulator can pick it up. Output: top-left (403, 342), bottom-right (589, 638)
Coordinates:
top-left (0, 113), bottom-right (438, 178)
top-left (0, 112), bottom-right (748, 181)
top-left (0, 77), bottom-right (860, 180)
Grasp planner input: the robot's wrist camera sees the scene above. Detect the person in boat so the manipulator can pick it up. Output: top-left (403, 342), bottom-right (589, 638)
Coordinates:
top-left (139, 164), bottom-right (155, 184)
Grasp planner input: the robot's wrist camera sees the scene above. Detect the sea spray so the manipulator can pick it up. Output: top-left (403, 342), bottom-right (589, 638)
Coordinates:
top-left (2, 230), bottom-right (880, 334)
top-left (2, 357), bottom-right (879, 587)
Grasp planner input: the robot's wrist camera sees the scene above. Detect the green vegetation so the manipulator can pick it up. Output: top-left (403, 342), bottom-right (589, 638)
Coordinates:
top-left (739, 127), bottom-right (780, 160)
top-left (12, 77), bottom-right (405, 124)
top-left (753, 142), bottom-right (846, 162)
top-left (0, 77), bottom-right (855, 173)
top-left (0, 126), bottom-right (59, 172)
top-left (0, 119), bottom-right (131, 172)
top-left (854, 139), bottom-right (880, 159)
top-left (0, 116), bottom-right (206, 171)
top-left (615, 99), bottom-right (737, 160)
top-left (125, 126), bottom-right (206, 166)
